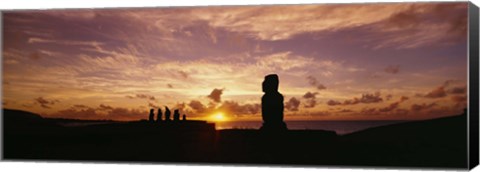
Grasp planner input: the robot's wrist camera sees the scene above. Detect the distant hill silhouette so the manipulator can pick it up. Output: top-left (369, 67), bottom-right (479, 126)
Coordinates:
top-left (4, 108), bottom-right (43, 121)
top-left (345, 114), bottom-right (466, 139)
top-left (3, 109), bottom-right (52, 128)
top-left (337, 113), bottom-right (467, 168)
top-left (3, 108), bottom-right (116, 127)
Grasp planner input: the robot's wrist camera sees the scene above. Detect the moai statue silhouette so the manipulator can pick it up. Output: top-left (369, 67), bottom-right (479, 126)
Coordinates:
top-left (148, 109), bottom-right (155, 122)
top-left (165, 106), bottom-right (171, 121)
top-left (260, 74), bottom-right (287, 131)
top-left (157, 108), bottom-right (163, 122)
top-left (173, 109), bottom-right (180, 121)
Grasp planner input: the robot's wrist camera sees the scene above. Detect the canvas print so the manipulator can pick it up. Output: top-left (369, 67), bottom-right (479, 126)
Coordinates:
top-left (1, 2), bottom-right (476, 169)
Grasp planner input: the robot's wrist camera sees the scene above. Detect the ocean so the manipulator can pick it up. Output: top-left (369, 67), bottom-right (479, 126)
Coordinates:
top-left (214, 120), bottom-right (409, 135)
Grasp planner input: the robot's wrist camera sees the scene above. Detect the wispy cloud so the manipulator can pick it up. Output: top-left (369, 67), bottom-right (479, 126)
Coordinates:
top-left (207, 88), bottom-right (224, 103)
top-left (34, 97), bottom-right (60, 109)
top-left (285, 97), bottom-right (301, 111)
top-left (327, 92), bottom-right (384, 106)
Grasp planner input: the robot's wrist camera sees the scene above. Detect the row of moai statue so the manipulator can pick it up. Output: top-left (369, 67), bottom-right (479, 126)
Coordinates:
top-left (149, 106), bottom-right (186, 122)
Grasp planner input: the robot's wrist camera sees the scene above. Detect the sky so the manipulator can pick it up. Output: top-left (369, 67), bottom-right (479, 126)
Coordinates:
top-left (1, 2), bottom-right (469, 121)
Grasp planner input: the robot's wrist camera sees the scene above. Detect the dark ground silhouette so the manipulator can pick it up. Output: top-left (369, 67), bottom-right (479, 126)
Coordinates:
top-left (3, 108), bottom-right (467, 169)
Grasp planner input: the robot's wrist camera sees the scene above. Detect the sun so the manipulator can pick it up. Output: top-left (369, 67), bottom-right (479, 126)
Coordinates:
top-left (209, 112), bottom-right (229, 122)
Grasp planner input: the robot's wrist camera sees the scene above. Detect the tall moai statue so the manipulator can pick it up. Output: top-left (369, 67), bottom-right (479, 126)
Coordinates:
top-left (165, 106), bottom-right (171, 121)
top-left (157, 108), bottom-right (163, 122)
top-left (260, 74), bottom-right (287, 131)
top-left (173, 109), bottom-right (180, 121)
top-left (148, 108), bottom-right (155, 122)
top-left (182, 114), bottom-right (186, 121)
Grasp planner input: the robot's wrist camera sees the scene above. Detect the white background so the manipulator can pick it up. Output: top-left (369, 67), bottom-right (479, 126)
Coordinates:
top-left (0, 0), bottom-right (479, 172)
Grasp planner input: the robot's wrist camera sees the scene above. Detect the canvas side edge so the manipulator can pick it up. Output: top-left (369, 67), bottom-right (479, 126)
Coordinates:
top-left (468, 1), bottom-right (479, 170)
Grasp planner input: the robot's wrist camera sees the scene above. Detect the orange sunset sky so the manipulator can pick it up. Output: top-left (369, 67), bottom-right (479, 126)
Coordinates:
top-left (2, 2), bottom-right (469, 121)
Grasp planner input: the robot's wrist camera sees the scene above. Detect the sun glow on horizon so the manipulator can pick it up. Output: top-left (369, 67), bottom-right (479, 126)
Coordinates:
top-left (208, 112), bottom-right (229, 122)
